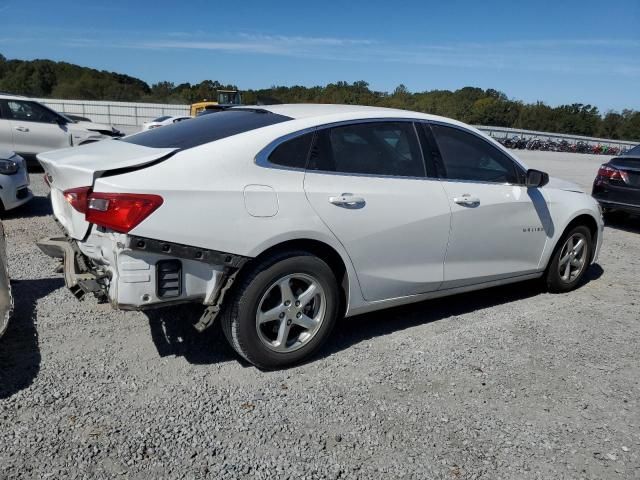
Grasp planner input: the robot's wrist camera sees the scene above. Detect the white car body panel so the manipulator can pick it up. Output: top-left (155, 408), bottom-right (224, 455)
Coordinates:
top-left (304, 172), bottom-right (451, 301)
top-left (36, 104), bottom-right (603, 318)
top-left (9, 119), bottom-right (71, 154)
top-left (0, 150), bottom-right (32, 211)
top-left (439, 181), bottom-right (549, 287)
top-left (0, 94), bottom-right (115, 159)
top-left (142, 116), bottom-right (192, 131)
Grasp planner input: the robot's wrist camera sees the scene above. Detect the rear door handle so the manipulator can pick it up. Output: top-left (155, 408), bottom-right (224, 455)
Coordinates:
top-left (453, 194), bottom-right (480, 207)
top-left (14, 126), bottom-right (29, 132)
top-left (329, 193), bottom-right (366, 208)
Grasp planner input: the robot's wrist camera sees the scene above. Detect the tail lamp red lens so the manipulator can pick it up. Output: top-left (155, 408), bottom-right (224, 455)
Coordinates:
top-left (597, 164), bottom-right (627, 182)
top-left (63, 186), bottom-right (91, 214)
top-left (63, 187), bottom-right (163, 233)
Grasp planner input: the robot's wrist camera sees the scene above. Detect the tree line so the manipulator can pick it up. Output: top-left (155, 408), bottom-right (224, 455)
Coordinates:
top-left (1, 54), bottom-right (638, 141)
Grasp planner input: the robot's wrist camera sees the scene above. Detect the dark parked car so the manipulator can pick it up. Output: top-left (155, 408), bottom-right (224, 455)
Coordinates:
top-left (592, 144), bottom-right (640, 217)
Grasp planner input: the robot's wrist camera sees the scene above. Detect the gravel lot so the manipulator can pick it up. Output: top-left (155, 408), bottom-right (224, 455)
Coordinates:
top-left (1, 152), bottom-right (639, 479)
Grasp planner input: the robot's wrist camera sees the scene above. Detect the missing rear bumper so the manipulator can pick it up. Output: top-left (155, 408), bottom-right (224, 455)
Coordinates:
top-left (36, 237), bottom-right (106, 300)
top-left (38, 235), bottom-right (249, 331)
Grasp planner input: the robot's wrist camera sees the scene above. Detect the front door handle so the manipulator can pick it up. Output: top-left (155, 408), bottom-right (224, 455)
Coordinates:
top-left (329, 193), bottom-right (366, 208)
top-left (14, 126), bottom-right (29, 132)
top-left (453, 194), bottom-right (480, 207)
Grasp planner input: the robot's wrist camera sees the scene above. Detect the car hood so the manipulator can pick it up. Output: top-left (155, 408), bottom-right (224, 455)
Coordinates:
top-left (546, 176), bottom-right (584, 193)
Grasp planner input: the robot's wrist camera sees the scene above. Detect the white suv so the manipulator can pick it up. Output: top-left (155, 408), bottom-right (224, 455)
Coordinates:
top-left (0, 94), bottom-right (122, 166)
top-left (37, 104), bottom-right (603, 369)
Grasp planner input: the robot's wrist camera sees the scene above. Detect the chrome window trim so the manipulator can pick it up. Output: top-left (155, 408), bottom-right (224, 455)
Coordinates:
top-left (255, 117), bottom-right (429, 180)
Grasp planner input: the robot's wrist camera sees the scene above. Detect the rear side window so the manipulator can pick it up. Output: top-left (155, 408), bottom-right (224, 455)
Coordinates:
top-left (308, 122), bottom-right (425, 177)
top-left (268, 132), bottom-right (314, 169)
top-left (431, 124), bottom-right (521, 184)
top-left (123, 109), bottom-right (292, 150)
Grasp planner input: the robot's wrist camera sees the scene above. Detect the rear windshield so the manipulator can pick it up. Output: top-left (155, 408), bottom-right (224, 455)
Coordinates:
top-left (124, 109), bottom-right (292, 150)
top-left (626, 144), bottom-right (640, 156)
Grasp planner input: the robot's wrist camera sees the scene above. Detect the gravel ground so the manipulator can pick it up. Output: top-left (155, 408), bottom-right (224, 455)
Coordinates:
top-left (1, 153), bottom-right (639, 480)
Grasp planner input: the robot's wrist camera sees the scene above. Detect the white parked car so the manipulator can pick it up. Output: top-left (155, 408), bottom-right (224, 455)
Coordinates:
top-left (142, 116), bottom-right (191, 131)
top-left (0, 149), bottom-right (32, 212)
top-left (0, 94), bottom-right (122, 166)
top-left (37, 105), bottom-right (603, 369)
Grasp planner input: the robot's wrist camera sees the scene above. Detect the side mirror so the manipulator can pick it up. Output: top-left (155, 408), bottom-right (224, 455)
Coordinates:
top-left (525, 169), bottom-right (549, 188)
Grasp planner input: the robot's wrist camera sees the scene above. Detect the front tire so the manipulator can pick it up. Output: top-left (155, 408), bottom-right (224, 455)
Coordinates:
top-left (221, 251), bottom-right (339, 369)
top-left (546, 225), bottom-right (593, 293)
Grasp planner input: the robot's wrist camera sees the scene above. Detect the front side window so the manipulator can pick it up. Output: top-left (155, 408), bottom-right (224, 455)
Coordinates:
top-left (7, 101), bottom-right (60, 124)
top-left (308, 122), bottom-right (425, 177)
top-left (268, 132), bottom-right (314, 169)
top-left (431, 124), bottom-right (521, 184)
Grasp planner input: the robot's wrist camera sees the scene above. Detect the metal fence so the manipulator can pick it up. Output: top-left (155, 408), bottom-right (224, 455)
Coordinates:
top-left (35, 98), bottom-right (639, 148)
top-left (475, 125), bottom-right (637, 150)
top-left (35, 98), bottom-right (190, 127)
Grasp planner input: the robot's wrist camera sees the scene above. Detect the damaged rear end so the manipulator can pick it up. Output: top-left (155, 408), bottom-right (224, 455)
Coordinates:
top-left (36, 140), bottom-right (247, 331)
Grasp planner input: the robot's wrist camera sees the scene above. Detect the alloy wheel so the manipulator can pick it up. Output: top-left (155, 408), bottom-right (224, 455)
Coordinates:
top-left (255, 273), bottom-right (326, 353)
top-left (557, 232), bottom-right (588, 283)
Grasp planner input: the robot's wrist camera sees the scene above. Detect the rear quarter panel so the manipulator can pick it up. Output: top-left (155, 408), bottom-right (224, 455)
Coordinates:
top-left (92, 126), bottom-right (367, 314)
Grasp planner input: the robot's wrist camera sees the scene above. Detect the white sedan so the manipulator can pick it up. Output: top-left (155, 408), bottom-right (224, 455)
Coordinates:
top-left (37, 105), bottom-right (603, 369)
top-left (142, 116), bottom-right (191, 131)
top-left (0, 149), bottom-right (32, 212)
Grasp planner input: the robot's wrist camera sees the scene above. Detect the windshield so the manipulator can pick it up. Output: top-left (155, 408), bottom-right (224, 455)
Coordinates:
top-left (123, 109), bottom-right (291, 150)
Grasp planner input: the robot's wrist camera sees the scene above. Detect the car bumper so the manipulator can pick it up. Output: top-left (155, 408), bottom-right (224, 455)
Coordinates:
top-left (36, 230), bottom-right (248, 311)
top-left (0, 166), bottom-right (32, 211)
top-left (592, 181), bottom-right (640, 215)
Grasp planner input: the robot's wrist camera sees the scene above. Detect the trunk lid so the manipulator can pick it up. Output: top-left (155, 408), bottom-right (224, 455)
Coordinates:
top-left (37, 140), bottom-right (176, 239)
top-left (610, 156), bottom-right (640, 188)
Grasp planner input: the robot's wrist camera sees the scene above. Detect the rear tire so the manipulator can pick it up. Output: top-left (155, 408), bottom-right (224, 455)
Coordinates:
top-left (546, 225), bottom-right (593, 293)
top-left (220, 251), bottom-right (339, 369)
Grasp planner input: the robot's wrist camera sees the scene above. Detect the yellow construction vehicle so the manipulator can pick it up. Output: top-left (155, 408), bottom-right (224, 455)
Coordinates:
top-left (190, 90), bottom-right (243, 116)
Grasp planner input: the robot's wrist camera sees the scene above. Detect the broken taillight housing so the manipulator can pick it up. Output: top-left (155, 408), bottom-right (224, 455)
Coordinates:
top-left (63, 187), bottom-right (163, 233)
top-left (63, 186), bottom-right (91, 214)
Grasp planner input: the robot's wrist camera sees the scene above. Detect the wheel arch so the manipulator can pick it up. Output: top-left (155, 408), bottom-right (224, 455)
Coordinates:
top-left (243, 238), bottom-right (353, 318)
top-left (548, 212), bottom-right (600, 268)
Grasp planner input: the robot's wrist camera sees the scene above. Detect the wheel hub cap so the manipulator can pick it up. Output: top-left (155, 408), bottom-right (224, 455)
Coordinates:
top-left (256, 273), bottom-right (326, 353)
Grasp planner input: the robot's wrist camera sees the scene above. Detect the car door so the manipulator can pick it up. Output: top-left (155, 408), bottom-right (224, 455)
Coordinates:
top-left (426, 122), bottom-right (549, 288)
top-left (303, 120), bottom-right (451, 302)
top-left (4, 100), bottom-right (71, 157)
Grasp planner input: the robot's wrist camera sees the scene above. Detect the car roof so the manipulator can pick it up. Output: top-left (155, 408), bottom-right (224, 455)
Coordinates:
top-left (0, 92), bottom-right (29, 100)
top-left (235, 103), bottom-right (462, 125)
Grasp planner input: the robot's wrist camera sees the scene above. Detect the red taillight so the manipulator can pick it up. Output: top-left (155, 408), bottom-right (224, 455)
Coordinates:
top-left (86, 192), bottom-right (163, 233)
top-left (63, 186), bottom-right (91, 213)
top-left (597, 164), bottom-right (627, 182)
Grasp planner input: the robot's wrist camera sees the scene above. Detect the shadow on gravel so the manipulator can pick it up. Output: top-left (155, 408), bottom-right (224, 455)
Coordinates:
top-left (0, 278), bottom-right (63, 399)
top-left (605, 213), bottom-right (640, 234)
top-left (145, 305), bottom-right (238, 365)
top-left (318, 268), bottom-right (604, 361)
top-left (1, 195), bottom-right (52, 219)
top-left (145, 265), bottom-right (604, 368)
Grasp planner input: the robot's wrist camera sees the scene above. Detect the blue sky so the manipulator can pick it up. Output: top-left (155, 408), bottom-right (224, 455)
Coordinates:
top-left (1, 0), bottom-right (638, 111)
